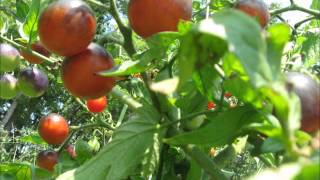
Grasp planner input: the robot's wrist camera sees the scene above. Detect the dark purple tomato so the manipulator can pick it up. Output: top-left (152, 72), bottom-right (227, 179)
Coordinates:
top-left (18, 67), bottom-right (49, 97)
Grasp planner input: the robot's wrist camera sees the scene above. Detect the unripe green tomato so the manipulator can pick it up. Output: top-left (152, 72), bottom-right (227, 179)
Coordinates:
top-left (0, 44), bottom-right (20, 72)
top-left (183, 115), bottom-right (206, 130)
top-left (18, 67), bottom-right (49, 97)
top-left (0, 74), bottom-right (18, 99)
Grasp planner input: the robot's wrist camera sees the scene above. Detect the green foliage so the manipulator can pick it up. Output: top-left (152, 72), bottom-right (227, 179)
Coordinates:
top-left (0, 0), bottom-right (319, 179)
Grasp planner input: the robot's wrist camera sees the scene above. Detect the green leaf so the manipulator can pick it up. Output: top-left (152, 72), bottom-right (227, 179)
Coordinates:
top-left (16, 0), bottom-right (30, 22)
top-left (18, 0), bottom-right (40, 42)
top-left (141, 132), bottom-right (162, 177)
top-left (75, 139), bottom-right (93, 165)
top-left (165, 106), bottom-right (261, 145)
top-left (99, 32), bottom-right (179, 77)
top-left (192, 64), bottom-right (220, 100)
top-left (261, 137), bottom-right (284, 153)
top-left (178, 9), bottom-right (271, 88)
top-left (19, 134), bottom-right (47, 145)
top-left (57, 105), bottom-right (161, 180)
top-left (0, 17), bottom-right (8, 35)
top-left (294, 163), bottom-right (320, 180)
top-left (186, 159), bottom-right (202, 180)
top-left (266, 24), bottom-right (290, 80)
top-left (0, 162), bottom-right (52, 180)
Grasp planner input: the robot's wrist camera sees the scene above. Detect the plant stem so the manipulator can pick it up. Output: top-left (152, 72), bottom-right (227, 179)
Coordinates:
top-left (270, 4), bottom-right (320, 18)
top-left (0, 35), bottom-right (58, 64)
top-left (57, 131), bottom-right (76, 154)
top-left (294, 16), bottom-right (316, 29)
top-left (1, 95), bottom-right (20, 127)
top-left (109, 0), bottom-right (136, 56)
top-left (182, 145), bottom-right (227, 180)
top-left (86, 0), bottom-right (109, 9)
top-left (155, 144), bottom-right (169, 180)
top-left (116, 104), bottom-right (128, 127)
top-left (110, 86), bottom-right (142, 110)
top-left (87, 0), bottom-right (136, 56)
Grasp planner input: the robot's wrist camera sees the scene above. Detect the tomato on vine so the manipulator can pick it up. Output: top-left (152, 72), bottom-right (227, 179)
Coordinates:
top-left (38, 113), bottom-right (69, 145)
top-left (86, 96), bottom-right (107, 113)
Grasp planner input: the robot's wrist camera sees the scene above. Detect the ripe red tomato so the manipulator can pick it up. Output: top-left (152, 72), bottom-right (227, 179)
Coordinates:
top-left (207, 101), bottom-right (216, 110)
top-left (86, 96), bottom-right (107, 113)
top-left (38, 0), bottom-right (96, 56)
top-left (21, 41), bottom-right (50, 64)
top-left (36, 150), bottom-right (58, 171)
top-left (62, 43), bottom-right (116, 99)
top-left (235, 0), bottom-right (270, 27)
top-left (128, 0), bottom-right (192, 38)
top-left (38, 113), bottom-right (69, 145)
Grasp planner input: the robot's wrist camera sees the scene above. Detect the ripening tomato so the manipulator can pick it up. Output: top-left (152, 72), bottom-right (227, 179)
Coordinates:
top-left (62, 43), bottom-right (115, 99)
top-left (235, 0), bottom-right (270, 27)
top-left (38, 0), bottom-right (96, 56)
top-left (86, 96), bottom-right (107, 113)
top-left (207, 101), bottom-right (216, 110)
top-left (38, 113), bottom-right (69, 145)
top-left (36, 150), bottom-right (58, 171)
top-left (128, 0), bottom-right (192, 38)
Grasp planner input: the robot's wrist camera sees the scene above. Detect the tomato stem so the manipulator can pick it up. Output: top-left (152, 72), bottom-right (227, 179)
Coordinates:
top-left (0, 35), bottom-right (60, 64)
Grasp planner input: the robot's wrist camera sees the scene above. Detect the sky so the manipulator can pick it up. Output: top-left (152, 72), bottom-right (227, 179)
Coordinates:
top-left (264, 0), bottom-right (314, 26)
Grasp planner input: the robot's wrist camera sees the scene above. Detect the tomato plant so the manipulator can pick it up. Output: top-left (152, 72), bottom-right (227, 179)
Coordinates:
top-left (0, 0), bottom-right (319, 179)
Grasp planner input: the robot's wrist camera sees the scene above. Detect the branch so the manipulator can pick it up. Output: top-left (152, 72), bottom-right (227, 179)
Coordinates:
top-left (87, 0), bottom-right (136, 56)
top-left (0, 35), bottom-right (59, 64)
top-left (1, 95), bottom-right (20, 127)
top-left (110, 86), bottom-right (142, 110)
top-left (270, 4), bottom-right (320, 18)
top-left (294, 16), bottom-right (316, 29)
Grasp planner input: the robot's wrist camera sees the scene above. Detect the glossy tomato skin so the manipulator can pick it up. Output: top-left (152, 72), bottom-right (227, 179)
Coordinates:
top-left (38, 113), bottom-right (69, 145)
top-left (0, 44), bottom-right (20, 72)
top-left (235, 0), bottom-right (269, 27)
top-left (0, 74), bottom-right (18, 99)
top-left (86, 96), bottom-right (107, 113)
top-left (128, 0), bottom-right (192, 38)
top-left (21, 42), bottom-right (50, 64)
top-left (286, 72), bottom-right (320, 133)
top-left (62, 43), bottom-right (115, 99)
top-left (18, 67), bottom-right (49, 97)
top-left (38, 0), bottom-right (96, 56)
top-left (36, 150), bottom-right (58, 171)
